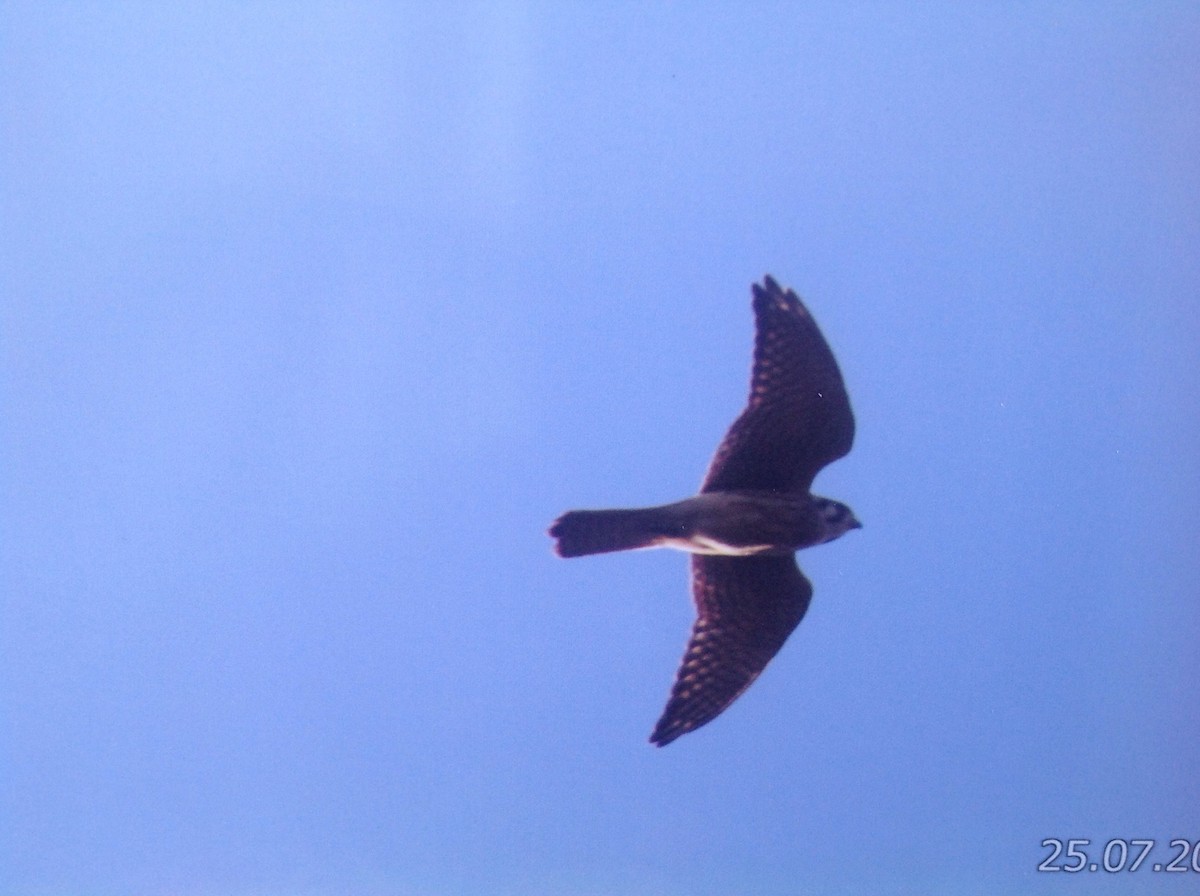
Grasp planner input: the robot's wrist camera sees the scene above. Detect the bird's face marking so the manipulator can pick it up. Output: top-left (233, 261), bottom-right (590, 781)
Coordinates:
top-left (813, 497), bottom-right (862, 543)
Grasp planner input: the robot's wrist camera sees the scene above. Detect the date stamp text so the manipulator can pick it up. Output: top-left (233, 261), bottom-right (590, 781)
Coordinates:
top-left (1039, 839), bottom-right (1200, 873)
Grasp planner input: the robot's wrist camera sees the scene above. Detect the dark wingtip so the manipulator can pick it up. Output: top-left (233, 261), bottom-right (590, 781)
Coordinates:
top-left (649, 728), bottom-right (677, 747)
top-left (752, 274), bottom-right (809, 321)
top-left (649, 714), bottom-right (689, 746)
top-left (752, 275), bottom-right (780, 301)
top-left (753, 274), bottom-right (798, 315)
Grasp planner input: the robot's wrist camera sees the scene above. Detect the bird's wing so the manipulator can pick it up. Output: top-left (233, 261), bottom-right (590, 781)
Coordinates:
top-left (701, 276), bottom-right (854, 494)
top-left (650, 554), bottom-right (812, 746)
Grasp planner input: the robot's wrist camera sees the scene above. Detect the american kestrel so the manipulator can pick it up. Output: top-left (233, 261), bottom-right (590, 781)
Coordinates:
top-left (549, 276), bottom-right (859, 746)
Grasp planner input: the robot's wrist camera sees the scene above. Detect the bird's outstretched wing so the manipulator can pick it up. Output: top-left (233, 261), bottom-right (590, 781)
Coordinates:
top-left (701, 276), bottom-right (854, 495)
top-left (650, 554), bottom-right (812, 746)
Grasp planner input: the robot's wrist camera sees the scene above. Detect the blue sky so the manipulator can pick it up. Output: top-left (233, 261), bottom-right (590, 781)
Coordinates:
top-left (2, 3), bottom-right (1197, 894)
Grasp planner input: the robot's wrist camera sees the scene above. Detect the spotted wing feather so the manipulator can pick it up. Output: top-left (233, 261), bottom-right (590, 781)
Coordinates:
top-left (650, 555), bottom-right (812, 746)
top-left (701, 276), bottom-right (854, 494)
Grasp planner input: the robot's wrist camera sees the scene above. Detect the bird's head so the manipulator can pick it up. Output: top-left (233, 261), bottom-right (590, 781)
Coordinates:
top-left (814, 497), bottom-right (862, 543)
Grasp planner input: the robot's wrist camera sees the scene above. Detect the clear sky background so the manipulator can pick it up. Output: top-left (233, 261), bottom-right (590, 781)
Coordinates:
top-left (2, 4), bottom-right (1198, 895)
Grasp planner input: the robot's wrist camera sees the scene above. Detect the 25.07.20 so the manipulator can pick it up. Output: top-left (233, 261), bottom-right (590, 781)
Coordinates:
top-left (1039, 838), bottom-right (1200, 873)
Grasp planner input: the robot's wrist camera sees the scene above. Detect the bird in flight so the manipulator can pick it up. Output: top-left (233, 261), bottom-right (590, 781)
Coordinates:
top-left (549, 276), bottom-right (860, 746)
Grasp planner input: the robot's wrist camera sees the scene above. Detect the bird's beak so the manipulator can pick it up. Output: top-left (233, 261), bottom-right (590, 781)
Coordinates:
top-left (850, 517), bottom-right (863, 530)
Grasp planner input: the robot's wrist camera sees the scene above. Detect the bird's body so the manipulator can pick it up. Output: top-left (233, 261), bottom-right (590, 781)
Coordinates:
top-left (552, 490), bottom-right (853, 558)
top-left (549, 276), bottom-right (859, 746)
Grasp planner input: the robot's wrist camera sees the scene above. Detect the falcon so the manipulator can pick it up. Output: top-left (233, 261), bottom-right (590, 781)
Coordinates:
top-left (549, 276), bottom-right (860, 746)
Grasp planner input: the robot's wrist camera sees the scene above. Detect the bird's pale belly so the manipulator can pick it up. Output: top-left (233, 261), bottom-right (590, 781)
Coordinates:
top-left (658, 534), bottom-right (780, 556)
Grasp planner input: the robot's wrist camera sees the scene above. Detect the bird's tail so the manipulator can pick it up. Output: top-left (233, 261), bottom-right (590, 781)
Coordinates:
top-left (549, 507), bottom-right (675, 558)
